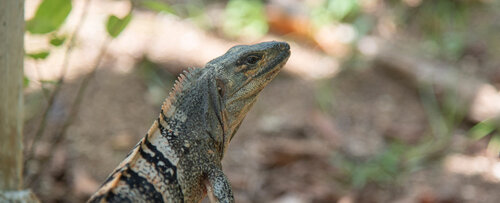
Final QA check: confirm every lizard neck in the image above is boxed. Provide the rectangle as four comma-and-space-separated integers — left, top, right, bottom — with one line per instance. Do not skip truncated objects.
147, 68, 226, 160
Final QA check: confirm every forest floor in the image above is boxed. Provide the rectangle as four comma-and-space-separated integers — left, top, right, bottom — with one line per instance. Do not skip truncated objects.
22, 0, 500, 202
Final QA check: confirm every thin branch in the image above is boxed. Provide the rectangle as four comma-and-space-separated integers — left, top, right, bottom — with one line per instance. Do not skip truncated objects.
32, 61, 50, 100
26, 38, 111, 187
25, 0, 92, 164
25, 0, 136, 187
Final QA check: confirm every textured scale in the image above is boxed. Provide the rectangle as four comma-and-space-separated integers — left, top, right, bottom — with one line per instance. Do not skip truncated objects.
88, 41, 290, 203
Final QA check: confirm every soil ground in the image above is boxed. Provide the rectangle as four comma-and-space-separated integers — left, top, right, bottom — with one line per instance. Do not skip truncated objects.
22, 0, 500, 202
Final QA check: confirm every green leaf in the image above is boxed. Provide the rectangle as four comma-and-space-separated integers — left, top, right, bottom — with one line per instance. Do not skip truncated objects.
223, 0, 268, 38
26, 0, 72, 34
40, 80, 58, 84
142, 0, 175, 14
351, 166, 369, 188
26, 51, 50, 60
49, 35, 67, 46
487, 133, 500, 156
327, 0, 359, 21
106, 13, 133, 38
469, 120, 496, 140
24, 76, 30, 88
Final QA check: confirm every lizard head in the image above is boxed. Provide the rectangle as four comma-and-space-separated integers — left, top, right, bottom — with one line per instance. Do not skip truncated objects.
206, 41, 290, 148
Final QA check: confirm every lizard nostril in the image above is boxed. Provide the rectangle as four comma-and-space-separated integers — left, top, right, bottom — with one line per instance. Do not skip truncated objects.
279, 43, 290, 51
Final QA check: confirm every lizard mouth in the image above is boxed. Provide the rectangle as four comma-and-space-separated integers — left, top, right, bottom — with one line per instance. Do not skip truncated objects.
262, 49, 290, 80
228, 42, 290, 97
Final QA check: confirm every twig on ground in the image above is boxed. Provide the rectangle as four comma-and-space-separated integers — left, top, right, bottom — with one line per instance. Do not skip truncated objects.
359, 37, 500, 123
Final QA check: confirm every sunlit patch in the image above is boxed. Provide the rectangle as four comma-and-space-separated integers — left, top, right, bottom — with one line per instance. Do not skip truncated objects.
444, 154, 500, 182
493, 162, 500, 179
469, 84, 500, 122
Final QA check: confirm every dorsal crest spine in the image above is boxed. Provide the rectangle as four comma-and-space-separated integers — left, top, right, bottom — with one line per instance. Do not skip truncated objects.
160, 67, 204, 114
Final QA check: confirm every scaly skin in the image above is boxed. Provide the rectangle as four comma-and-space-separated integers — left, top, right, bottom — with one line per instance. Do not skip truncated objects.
88, 41, 290, 203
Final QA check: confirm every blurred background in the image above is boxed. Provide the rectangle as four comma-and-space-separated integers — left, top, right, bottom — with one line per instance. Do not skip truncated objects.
22, 0, 500, 202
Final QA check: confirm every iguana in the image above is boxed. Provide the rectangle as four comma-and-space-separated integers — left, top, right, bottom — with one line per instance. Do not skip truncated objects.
88, 41, 290, 203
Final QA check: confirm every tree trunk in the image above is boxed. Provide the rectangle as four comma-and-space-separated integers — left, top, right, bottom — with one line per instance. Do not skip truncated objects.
0, 0, 39, 202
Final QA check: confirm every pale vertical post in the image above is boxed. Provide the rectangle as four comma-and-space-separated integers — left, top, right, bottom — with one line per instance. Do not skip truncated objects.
0, 0, 39, 202
0, 0, 25, 190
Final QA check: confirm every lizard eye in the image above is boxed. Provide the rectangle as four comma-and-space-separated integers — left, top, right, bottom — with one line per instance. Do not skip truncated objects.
245, 55, 261, 65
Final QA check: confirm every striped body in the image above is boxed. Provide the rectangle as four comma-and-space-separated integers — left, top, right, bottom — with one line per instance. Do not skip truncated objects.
88, 41, 290, 203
